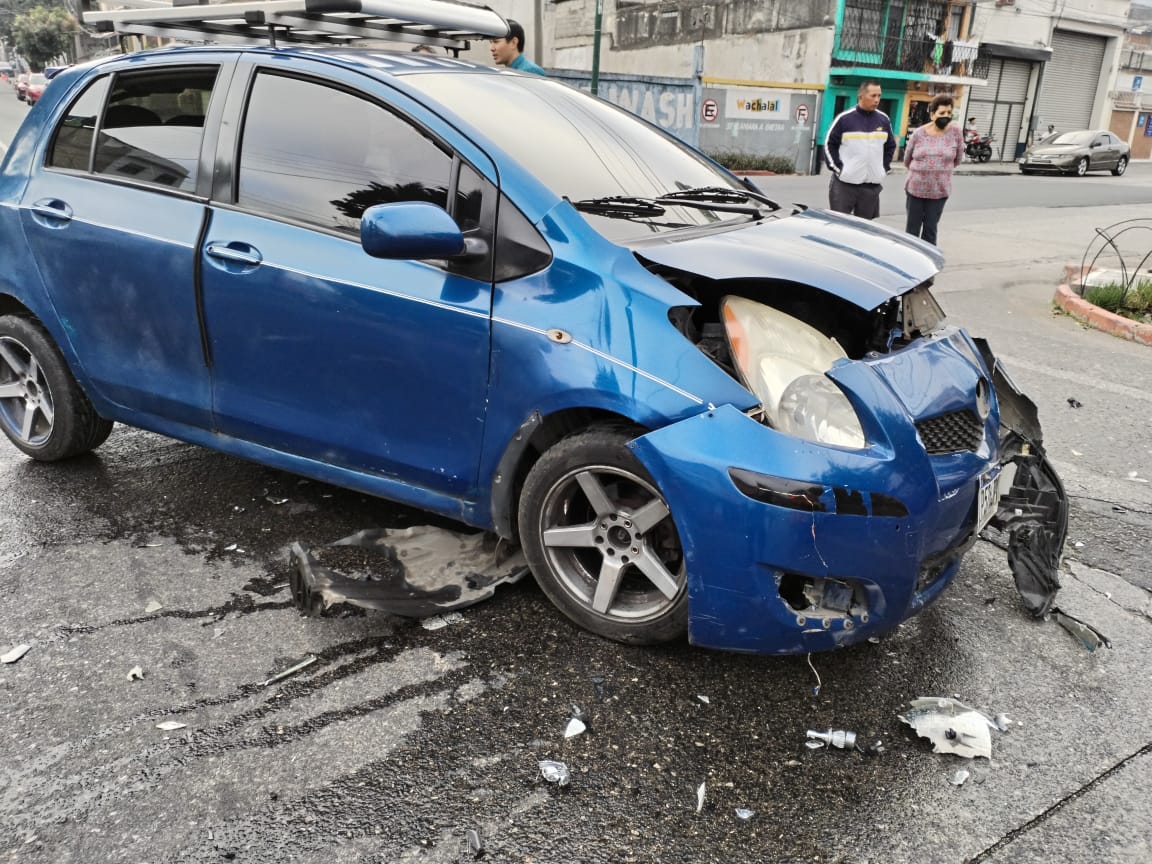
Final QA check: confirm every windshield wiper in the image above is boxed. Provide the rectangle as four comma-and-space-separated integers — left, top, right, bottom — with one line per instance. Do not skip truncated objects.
659, 185, 782, 211
568, 196, 667, 217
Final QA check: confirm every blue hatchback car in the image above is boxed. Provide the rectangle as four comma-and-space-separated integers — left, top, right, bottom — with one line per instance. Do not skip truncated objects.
0, 46, 1067, 654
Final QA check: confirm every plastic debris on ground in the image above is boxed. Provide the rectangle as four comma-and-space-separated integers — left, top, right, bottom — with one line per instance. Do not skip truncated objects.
1, 644, 31, 664
697, 695, 710, 704
805, 740, 825, 750
735, 808, 755, 821
127, 666, 145, 681
156, 720, 187, 731
144, 600, 163, 614
261, 655, 317, 687
421, 612, 466, 631
538, 760, 570, 787
898, 698, 994, 759
993, 714, 1012, 732
1066, 398, 1082, 408
1054, 611, 1112, 651
564, 717, 587, 739
806, 729, 857, 749
290, 526, 529, 618
950, 769, 971, 786
695, 782, 706, 813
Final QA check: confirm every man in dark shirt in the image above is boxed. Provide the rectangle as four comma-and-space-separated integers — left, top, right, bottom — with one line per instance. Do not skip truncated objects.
824, 81, 897, 219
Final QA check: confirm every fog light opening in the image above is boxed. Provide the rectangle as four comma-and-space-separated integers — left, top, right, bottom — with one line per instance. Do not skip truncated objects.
778, 573, 869, 618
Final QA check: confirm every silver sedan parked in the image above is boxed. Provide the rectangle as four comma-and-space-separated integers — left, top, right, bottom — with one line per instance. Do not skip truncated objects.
1018, 130, 1130, 177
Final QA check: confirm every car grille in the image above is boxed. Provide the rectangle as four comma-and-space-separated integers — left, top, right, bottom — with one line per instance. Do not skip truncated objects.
916, 409, 983, 455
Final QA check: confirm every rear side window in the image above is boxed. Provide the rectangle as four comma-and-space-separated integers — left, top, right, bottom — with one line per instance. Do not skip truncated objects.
46, 76, 110, 171
236, 72, 452, 236
91, 66, 219, 192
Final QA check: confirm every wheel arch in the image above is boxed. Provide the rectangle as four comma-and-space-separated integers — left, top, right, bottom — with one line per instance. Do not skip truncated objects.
0, 293, 36, 319
489, 406, 647, 540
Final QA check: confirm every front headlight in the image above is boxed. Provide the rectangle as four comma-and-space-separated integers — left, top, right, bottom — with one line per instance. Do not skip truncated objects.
723, 296, 866, 449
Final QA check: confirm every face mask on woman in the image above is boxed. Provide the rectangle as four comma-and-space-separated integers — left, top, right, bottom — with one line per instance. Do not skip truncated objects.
934, 116, 952, 129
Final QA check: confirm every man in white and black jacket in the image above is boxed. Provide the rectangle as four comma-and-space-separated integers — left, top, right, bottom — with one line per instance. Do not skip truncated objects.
824, 81, 897, 220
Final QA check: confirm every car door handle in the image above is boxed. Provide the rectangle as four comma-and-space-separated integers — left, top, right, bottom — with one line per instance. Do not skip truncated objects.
205, 243, 262, 267
30, 198, 73, 222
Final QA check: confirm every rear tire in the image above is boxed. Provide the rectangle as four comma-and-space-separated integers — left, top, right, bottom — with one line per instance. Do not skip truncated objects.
1112, 157, 1128, 177
518, 427, 688, 645
0, 314, 113, 460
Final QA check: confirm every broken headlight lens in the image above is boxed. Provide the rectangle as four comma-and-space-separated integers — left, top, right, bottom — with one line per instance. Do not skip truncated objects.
722, 296, 866, 449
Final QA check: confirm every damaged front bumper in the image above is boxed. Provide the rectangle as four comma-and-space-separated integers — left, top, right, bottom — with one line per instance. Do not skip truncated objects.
628, 333, 1068, 655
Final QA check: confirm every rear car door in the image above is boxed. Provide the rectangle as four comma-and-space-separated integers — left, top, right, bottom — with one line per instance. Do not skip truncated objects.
18, 60, 233, 427
200, 59, 496, 496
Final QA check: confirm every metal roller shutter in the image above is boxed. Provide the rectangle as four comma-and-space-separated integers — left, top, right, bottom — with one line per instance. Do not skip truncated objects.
967, 58, 1032, 160
1037, 30, 1107, 133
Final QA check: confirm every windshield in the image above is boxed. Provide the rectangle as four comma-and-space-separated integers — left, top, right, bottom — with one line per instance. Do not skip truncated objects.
405, 73, 753, 242
1047, 131, 1093, 146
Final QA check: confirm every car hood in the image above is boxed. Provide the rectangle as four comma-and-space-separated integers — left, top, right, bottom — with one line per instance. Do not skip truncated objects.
632, 208, 943, 311
1028, 143, 1087, 155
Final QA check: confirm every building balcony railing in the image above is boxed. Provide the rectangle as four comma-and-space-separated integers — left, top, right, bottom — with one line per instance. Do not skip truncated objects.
833, 29, 985, 79
1110, 89, 1152, 109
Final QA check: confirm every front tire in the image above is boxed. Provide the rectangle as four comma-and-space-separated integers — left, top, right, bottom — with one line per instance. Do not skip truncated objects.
0, 315, 113, 460
518, 427, 688, 645
1112, 156, 1128, 177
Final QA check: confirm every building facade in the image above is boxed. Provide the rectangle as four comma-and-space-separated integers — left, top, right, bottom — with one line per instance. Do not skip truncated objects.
1107, 30, 1152, 160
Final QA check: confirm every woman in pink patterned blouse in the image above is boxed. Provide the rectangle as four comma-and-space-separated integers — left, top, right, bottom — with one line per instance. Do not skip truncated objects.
902, 94, 966, 246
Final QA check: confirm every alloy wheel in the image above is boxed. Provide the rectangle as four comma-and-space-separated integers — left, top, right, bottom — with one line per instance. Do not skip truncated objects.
538, 465, 685, 622
1076, 157, 1088, 177
0, 336, 55, 448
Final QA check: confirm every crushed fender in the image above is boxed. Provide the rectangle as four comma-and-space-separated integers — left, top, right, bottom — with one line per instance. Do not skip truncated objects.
290, 526, 528, 618
975, 339, 1068, 617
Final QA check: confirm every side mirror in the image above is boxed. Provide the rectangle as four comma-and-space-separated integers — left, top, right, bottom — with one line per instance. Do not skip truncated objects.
360, 202, 465, 260
1090, 141, 1101, 148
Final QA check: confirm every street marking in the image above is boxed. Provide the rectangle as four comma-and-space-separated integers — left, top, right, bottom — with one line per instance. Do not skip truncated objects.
996, 352, 1152, 404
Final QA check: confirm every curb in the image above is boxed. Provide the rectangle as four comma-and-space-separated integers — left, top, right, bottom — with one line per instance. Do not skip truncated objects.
1054, 266, 1152, 347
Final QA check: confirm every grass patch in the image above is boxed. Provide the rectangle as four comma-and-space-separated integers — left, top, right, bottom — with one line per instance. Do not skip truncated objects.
1085, 280, 1152, 322
705, 151, 797, 174
1085, 282, 1128, 313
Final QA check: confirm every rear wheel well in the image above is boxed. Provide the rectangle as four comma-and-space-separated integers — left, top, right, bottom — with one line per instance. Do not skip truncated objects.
494, 407, 646, 540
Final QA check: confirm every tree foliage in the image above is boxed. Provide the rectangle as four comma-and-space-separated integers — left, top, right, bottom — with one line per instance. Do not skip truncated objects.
9, 4, 74, 70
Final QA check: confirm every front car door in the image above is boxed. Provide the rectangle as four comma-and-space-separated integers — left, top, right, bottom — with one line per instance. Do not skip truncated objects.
18, 59, 232, 427
200, 59, 496, 497
1091, 133, 1115, 170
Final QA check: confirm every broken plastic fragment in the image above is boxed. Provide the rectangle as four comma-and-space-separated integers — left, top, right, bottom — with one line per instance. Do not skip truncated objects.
127, 666, 145, 682
898, 698, 993, 759
806, 729, 857, 749
950, 769, 970, 786
290, 527, 528, 618
993, 714, 1011, 732
538, 760, 570, 786
156, 720, 187, 731
695, 781, 706, 813
1, 644, 31, 664
421, 612, 465, 631
804, 740, 825, 750
564, 717, 587, 739
735, 808, 755, 821
1066, 398, 1082, 408
266, 496, 289, 506
697, 694, 710, 704
144, 600, 163, 614
261, 655, 317, 687
1053, 611, 1112, 652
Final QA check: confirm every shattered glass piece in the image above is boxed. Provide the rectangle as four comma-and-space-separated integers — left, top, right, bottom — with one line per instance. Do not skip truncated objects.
466, 828, 484, 858
266, 497, 289, 506
224, 543, 238, 552
697, 695, 710, 704
144, 600, 163, 615
290, 527, 528, 618
156, 720, 187, 731
950, 769, 970, 786
538, 760, 570, 786
696, 781, 706, 813
899, 698, 993, 759
127, 665, 145, 681
1, 644, 31, 664
564, 718, 587, 739
735, 808, 755, 821
261, 655, 317, 687
806, 729, 857, 749
421, 615, 451, 631
1054, 610, 1111, 652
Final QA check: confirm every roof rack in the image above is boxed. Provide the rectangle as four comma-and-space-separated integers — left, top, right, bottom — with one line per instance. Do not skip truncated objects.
83, 0, 510, 52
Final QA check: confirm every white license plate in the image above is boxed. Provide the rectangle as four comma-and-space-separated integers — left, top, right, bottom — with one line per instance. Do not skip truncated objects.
976, 468, 1001, 531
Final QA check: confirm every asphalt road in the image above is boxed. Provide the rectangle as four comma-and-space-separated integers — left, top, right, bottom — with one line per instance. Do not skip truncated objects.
3, 86, 1152, 864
